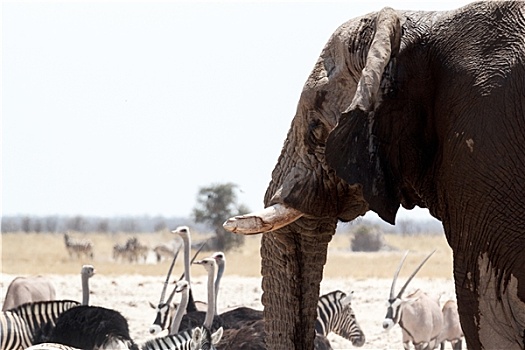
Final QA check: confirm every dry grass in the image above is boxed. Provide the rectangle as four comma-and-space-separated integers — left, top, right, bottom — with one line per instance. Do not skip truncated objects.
1, 230, 453, 279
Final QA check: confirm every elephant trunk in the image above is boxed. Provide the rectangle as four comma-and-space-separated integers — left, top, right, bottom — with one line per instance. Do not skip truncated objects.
260, 218, 336, 349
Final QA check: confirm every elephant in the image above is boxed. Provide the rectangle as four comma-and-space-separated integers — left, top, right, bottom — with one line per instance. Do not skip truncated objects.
223, 1, 525, 349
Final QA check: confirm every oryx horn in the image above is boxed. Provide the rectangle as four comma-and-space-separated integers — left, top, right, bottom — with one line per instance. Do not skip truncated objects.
392, 250, 436, 299
389, 250, 409, 299
159, 244, 182, 304
165, 280, 188, 305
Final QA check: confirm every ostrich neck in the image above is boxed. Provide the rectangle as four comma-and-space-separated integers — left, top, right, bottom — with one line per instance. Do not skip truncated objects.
81, 274, 90, 305
181, 234, 191, 284
204, 266, 216, 329
214, 262, 224, 316
170, 290, 189, 335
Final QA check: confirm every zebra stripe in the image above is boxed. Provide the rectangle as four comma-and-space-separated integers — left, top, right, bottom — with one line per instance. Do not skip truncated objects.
1, 312, 33, 349
64, 234, 93, 259
24, 343, 81, 350
315, 290, 366, 347
1, 300, 80, 350
141, 326, 221, 350
141, 330, 193, 350
12, 300, 80, 335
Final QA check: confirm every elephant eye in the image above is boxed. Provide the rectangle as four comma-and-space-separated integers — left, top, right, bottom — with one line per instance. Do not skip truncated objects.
306, 117, 329, 152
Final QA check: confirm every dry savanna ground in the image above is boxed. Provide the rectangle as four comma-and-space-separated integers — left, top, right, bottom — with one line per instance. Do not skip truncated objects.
1, 230, 462, 349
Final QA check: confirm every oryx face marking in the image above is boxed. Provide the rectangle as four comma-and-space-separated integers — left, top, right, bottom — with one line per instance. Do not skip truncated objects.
149, 303, 171, 334
383, 298, 402, 330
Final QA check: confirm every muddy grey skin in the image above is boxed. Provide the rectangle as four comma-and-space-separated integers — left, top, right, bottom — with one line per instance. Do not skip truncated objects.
224, 2, 525, 349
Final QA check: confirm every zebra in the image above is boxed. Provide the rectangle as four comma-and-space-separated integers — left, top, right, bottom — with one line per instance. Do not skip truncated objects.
315, 290, 366, 347
24, 344, 81, 350
125, 237, 149, 263
140, 326, 223, 350
113, 238, 149, 263
1, 300, 80, 350
63, 233, 93, 259
113, 243, 130, 261
1, 311, 31, 350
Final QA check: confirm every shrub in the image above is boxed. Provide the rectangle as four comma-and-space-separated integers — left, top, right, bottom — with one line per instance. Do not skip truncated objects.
351, 225, 385, 252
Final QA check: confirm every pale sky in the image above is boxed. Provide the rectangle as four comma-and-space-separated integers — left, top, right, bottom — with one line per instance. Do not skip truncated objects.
2, 1, 471, 222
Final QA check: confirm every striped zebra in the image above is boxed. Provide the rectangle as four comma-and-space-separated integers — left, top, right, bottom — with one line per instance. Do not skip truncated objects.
64, 233, 93, 259
113, 243, 130, 261
315, 290, 366, 347
140, 326, 223, 350
1, 311, 31, 350
1, 300, 80, 350
24, 344, 81, 350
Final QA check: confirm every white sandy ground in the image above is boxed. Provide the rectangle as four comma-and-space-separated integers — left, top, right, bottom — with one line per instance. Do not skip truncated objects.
1, 273, 463, 350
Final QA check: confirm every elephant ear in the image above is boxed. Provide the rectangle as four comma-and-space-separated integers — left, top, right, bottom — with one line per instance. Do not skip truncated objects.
326, 7, 401, 225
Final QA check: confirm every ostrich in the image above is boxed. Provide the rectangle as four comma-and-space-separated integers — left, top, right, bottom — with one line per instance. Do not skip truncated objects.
79, 264, 95, 305
43, 305, 138, 350
171, 226, 199, 313
2, 275, 56, 311
148, 238, 209, 336
215, 319, 333, 350
178, 254, 225, 332
141, 259, 223, 350
35, 265, 138, 350
169, 281, 191, 334
177, 252, 263, 332
209, 252, 263, 330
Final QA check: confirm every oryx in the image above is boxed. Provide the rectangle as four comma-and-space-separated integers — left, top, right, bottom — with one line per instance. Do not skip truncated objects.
438, 300, 463, 350
383, 250, 443, 350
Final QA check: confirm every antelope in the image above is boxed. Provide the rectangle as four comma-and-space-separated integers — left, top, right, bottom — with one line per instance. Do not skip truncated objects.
383, 250, 443, 350
438, 300, 463, 350
2, 275, 56, 311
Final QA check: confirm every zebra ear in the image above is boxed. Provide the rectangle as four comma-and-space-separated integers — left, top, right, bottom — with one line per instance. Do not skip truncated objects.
192, 327, 203, 344
212, 327, 224, 344
341, 291, 354, 306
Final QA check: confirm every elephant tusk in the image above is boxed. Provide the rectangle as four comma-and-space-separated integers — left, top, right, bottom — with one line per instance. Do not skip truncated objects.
222, 203, 304, 235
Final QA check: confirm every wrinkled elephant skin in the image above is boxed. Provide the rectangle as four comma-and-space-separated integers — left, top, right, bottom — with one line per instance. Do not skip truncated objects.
224, 2, 525, 349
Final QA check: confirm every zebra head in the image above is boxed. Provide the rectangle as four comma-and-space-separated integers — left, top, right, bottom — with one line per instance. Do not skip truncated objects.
190, 326, 223, 350
316, 290, 365, 347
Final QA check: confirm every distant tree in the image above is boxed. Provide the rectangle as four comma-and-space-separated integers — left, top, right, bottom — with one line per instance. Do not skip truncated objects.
45, 216, 59, 232
21, 216, 31, 233
67, 215, 87, 232
350, 225, 385, 252
1, 217, 19, 233
96, 219, 110, 233
192, 183, 249, 252
154, 219, 167, 232
120, 217, 138, 232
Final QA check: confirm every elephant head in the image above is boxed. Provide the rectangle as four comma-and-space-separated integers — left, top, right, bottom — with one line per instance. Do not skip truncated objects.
225, 2, 525, 349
